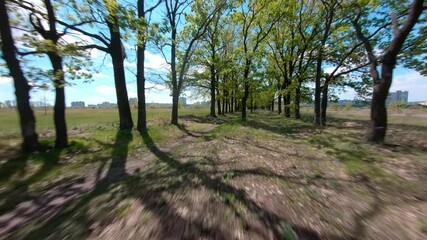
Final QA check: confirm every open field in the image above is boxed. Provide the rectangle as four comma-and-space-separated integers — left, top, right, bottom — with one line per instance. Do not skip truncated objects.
0, 108, 426, 239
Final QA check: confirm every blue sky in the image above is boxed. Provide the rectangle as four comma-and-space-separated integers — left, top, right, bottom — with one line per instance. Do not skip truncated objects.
1, 57, 426, 106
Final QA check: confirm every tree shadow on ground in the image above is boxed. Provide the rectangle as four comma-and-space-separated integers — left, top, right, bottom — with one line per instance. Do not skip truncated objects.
0, 130, 133, 239
0, 145, 62, 216
139, 132, 322, 239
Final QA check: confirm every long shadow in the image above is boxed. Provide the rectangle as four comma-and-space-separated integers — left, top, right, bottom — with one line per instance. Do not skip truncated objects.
96, 130, 132, 182
140, 132, 321, 239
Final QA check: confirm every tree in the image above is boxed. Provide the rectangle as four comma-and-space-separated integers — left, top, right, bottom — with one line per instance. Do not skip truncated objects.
28, 0, 69, 147
159, 0, 225, 124
351, 0, 425, 142
233, 0, 283, 122
0, 0, 39, 151
135, 0, 161, 133
47, 0, 134, 130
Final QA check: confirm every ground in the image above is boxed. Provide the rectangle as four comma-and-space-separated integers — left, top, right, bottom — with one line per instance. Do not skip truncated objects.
0, 107, 426, 239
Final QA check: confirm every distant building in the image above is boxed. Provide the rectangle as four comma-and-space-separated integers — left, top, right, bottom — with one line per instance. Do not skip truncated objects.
87, 104, 97, 108
387, 90, 408, 104
71, 101, 85, 107
97, 102, 116, 108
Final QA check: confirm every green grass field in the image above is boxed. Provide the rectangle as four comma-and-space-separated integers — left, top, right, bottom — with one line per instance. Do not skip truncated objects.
0, 107, 209, 137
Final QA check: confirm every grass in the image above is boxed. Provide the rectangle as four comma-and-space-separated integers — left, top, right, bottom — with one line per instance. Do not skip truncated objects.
0, 107, 209, 137
0, 107, 426, 239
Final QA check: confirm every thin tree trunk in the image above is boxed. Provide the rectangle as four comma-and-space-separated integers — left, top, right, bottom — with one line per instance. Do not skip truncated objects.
210, 65, 216, 117
0, 0, 39, 151
242, 60, 251, 121
321, 83, 329, 126
137, 0, 147, 133
250, 94, 254, 113
108, 19, 133, 129
170, 24, 179, 125
285, 92, 291, 118
271, 99, 274, 112
48, 54, 68, 147
294, 82, 301, 119
222, 98, 226, 115
278, 93, 282, 114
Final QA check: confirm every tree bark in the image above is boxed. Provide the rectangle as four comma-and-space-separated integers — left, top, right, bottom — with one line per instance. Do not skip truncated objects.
209, 64, 216, 117
294, 82, 301, 119
108, 21, 134, 129
136, 0, 147, 133
0, 0, 39, 152
48, 54, 68, 147
321, 83, 329, 126
278, 93, 282, 114
241, 63, 250, 121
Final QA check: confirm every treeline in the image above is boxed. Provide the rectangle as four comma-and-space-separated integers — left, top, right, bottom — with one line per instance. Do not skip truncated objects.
0, 0, 425, 152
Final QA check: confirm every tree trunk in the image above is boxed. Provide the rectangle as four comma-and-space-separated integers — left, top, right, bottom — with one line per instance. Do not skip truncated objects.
137, 0, 147, 133
271, 99, 274, 112
321, 83, 329, 126
368, 55, 394, 142
278, 93, 282, 114
210, 65, 216, 117
0, 0, 39, 152
230, 91, 234, 113
284, 92, 291, 118
294, 82, 301, 119
314, 58, 322, 125
369, 81, 389, 142
250, 94, 254, 113
222, 98, 226, 115
108, 21, 133, 129
48, 54, 68, 148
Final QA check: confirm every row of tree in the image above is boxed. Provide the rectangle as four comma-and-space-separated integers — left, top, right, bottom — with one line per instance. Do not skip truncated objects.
0, 0, 425, 152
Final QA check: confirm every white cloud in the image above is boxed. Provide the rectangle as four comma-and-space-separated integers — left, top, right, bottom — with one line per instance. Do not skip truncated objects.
0, 76, 12, 85
95, 85, 116, 95
145, 51, 169, 71
391, 70, 427, 101
146, 90, 171, 103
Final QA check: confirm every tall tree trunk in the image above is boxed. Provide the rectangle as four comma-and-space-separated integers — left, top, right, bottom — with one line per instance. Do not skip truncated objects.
0, 0, 39, 152
284, 92, 291, 118
136, 0, 147, 133
48, 54, 68, 147
108, 21, 133, 129
294, 82, 301, 119
230, 90, 234, 113
222, 97, 226, 115
241, 59, 251, 121
321, 83, 329, 126
314, 51, 322, 125
278, 93, 282, 114
250, 94, 254, 113
209, 65, 216, 117
271, 99, 275, 112
217, 94, 221, 115
170, 25, 179, 125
